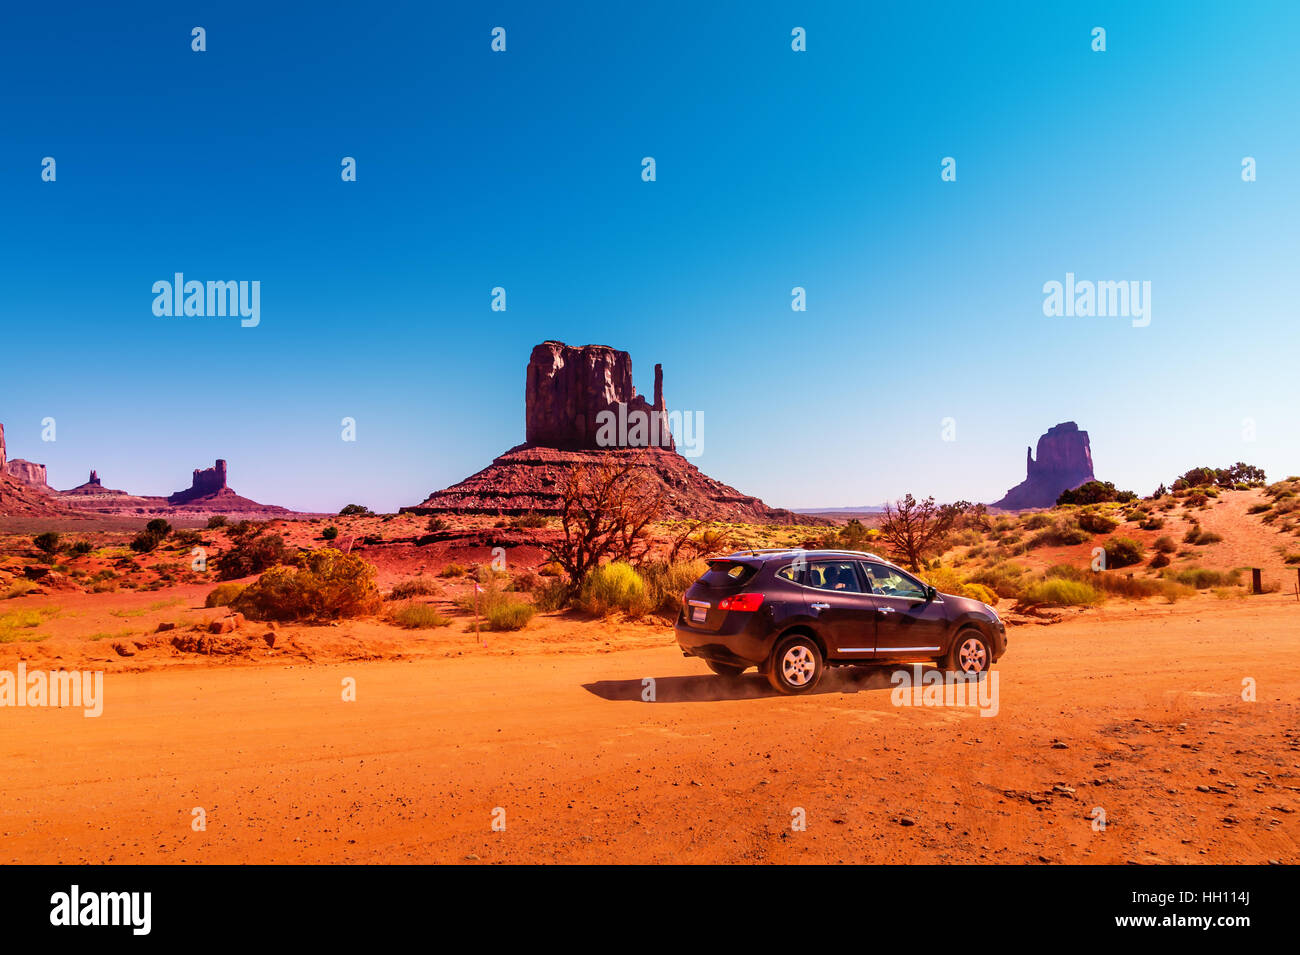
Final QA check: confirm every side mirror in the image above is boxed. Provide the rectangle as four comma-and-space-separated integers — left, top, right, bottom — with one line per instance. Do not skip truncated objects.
926, 586, 938, 601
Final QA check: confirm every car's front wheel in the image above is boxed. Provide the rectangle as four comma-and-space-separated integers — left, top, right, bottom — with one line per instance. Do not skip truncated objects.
766, 633, 824, 694
944, 629, 991, 675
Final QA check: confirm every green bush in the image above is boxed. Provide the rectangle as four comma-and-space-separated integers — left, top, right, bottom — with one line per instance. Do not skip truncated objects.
204, 582, 248, 608
1153, 536, 1177, 554
580, 562, 649, 617
1160, 566, 1241, 589
1103, 536, 1144, 568
1029, 519, 1091, 548
511, 513, 548, 528
965, 561, 1028, 599
214, 533, 290, 580
207, 515, 228, 529
232, 548, 382, 622
1019, 578, 1104, 607
1021, 513, 1053, 530
1078, 511, 1119, 534
391, 603, 452, 628
485, 599, 535, 631
321, 525, 339, 541
533, 577, 570, 612
638, 559, 709, 615
33, 532, 61, 558
389, 576, 440, 599
338, 504, 373, 516
70, 540, 94, 555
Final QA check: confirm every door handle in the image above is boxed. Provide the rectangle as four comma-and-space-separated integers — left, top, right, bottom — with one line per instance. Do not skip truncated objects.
810, 602, 830, 611
877, 607, 895, 615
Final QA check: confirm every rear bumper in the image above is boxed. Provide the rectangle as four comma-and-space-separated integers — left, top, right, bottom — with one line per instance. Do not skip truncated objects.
674, 610, 774, 667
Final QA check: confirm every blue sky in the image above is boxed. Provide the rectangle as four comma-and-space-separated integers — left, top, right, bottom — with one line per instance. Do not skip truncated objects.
2, 1, 1297, 512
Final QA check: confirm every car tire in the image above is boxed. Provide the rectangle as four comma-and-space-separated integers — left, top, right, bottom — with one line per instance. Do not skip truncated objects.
766, 633, 824, 695
944, 628, 992, 675
706, 661, 746, 678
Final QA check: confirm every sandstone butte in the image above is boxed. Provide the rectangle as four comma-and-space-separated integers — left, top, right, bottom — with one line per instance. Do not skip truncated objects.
992, 421, 1096, 510
404, 341, 821, 524
0, 421, 293, 519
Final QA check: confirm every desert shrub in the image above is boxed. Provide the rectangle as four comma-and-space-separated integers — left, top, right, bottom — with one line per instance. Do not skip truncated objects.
130, 529, 166, 552
145, 518, 172, 537
207, 515, 228, 529
1160, 566, 1241, 589
1185, 492, 1209, 508
70, 540, 94, 555
322, 525, 339, 541
171, 530, 203, 549
33, 532, 60, 558
338, 504, 373, 516
1153, 536, 1177, 554
1248, 503, 1272, 514
1021, 513, 1053, 530
2, 580, 38, 599
639, 559, 709, 615
389, 576, 441, 599
1056, 481, 1136, 506
965, 561, 1028, 599
509, 569, 540, 593
1213, 586, 1246, 600
204, 582, 247, 608
390, 603, 452, 629
1194, 529, 1222, 544
232, 548, 382, 621
485, 598, 535, 631
214, 532, 290, 580
1103, 536, 1144, 568
511, 513, 548, 529
438, 563, 466, 578
533, 577, 570, 611
425, 516, 448, 532
1140, 515, 1165, 531
1019, 578, 1103, 607
1283, 552, 1300, 565
580, 561, 649, 617
538, 561, 564, 577
1029, 519, 1091, 548
1078, 511, 1118, 534
918, 565, 997, 605
1149, 552, 1171, 569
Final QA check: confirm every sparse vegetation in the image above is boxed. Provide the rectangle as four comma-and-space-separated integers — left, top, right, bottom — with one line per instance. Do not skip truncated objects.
34, 532, 61, 558
390, 603, 452, 629
321, 525, 339, 541
1102, 536, 1144, 568
1018, 578, 1103, 607
580, 561, 649, 617
1077, 511, 1118, 534
214, 532, 290, 581
389, 577, 440, 599
207, 515, 228, 529
2, 579, 39, 599
232, 548, 382, 622
438, 563, 467, 578
204, 582, 248, 608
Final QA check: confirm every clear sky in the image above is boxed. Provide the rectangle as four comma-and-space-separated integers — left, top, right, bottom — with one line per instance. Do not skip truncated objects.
2, 1, 1297, 513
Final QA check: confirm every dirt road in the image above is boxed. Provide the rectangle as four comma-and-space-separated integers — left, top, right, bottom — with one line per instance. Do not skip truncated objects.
3, 596, 1298, 864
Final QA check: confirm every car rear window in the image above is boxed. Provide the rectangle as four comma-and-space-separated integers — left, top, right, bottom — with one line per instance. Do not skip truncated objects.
700, 561, 758, 588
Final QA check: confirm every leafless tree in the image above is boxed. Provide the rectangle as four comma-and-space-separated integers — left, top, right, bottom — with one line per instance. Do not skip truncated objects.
547, 455, 666, 593
876, 494, 970, 571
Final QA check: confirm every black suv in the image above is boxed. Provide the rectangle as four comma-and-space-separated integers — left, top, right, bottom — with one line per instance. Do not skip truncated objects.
674, 549, 1007, 694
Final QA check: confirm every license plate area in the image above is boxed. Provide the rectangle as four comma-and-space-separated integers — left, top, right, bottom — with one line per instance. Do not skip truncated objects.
689, 600, 709, 623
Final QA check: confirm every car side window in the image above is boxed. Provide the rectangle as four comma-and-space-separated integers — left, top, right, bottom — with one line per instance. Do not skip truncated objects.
862, 562, 927, 600
807, 560, 864, 593
775, 564, 803, 584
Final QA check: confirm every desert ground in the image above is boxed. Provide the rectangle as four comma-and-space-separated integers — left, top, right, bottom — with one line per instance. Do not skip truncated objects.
2, 481, 1299, 863
1, 594, 1297, 864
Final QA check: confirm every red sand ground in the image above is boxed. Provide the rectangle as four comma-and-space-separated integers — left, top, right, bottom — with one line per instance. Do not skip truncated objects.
2, 594, 1297, 864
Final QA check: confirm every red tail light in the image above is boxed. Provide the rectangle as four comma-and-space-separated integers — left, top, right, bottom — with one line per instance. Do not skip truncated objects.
718, 593, 764, 613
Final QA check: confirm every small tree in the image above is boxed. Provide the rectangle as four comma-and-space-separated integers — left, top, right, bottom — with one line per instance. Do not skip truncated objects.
876, 495, 969, 571
547, 456, 666, 595
34, 532, 61, 559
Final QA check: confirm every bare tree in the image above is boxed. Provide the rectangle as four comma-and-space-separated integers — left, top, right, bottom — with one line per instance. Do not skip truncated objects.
876, 494, 970, 571
665, 522, 732, 564
547, 455, 666, 593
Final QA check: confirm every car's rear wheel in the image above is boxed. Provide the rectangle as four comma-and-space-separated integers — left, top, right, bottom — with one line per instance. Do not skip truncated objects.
706, 661, 746, 678
944, 629, 991, 675
766, 633, 824, 694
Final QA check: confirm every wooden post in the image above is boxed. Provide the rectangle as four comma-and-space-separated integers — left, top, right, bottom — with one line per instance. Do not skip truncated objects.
1251, 568, 1262, 594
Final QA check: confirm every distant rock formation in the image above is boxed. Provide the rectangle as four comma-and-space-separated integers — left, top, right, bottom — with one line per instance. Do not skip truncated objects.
5, 460, 48, 488
169, 459, 229, 505
0, 421, 5, 472
525, 341, 674, 451
406, 341, 820, 523
993, 422, 1096, 510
